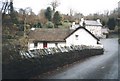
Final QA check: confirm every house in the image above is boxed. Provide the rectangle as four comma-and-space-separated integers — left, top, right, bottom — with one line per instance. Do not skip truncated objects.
28, 28, 73, 50
65, 27, 100, 46
71, 18, 103, 38
28, 27, 101, 50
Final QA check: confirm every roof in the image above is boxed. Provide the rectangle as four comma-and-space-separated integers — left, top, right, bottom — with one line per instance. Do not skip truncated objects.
84, 20, 102, 26
28, 28, 74, 42
28, 27, 99, 42
102, 28, 109, 33
65, 27, 100, 41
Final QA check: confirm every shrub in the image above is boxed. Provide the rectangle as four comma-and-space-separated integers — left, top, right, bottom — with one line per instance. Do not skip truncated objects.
45, 21, 54, 28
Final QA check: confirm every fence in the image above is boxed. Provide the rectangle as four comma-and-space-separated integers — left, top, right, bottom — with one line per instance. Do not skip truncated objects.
2, 45, 104, 79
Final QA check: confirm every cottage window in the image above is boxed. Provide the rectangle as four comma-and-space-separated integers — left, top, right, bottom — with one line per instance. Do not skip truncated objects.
75, 35, 79, 40
34, 42, 38, 47
55, 43, 58, 47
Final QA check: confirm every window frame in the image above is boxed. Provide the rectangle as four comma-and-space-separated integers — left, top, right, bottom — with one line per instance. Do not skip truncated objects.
75, 35, 79, 40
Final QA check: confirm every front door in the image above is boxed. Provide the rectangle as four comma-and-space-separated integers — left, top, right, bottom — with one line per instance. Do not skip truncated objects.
43, 42, 47, 48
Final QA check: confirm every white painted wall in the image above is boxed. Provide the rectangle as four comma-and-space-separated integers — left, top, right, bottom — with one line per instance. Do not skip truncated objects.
48, 42, 66, 48
57, 42, 66, 47
28, 42, 43, 50
70, 24, 102, 38
66, 28, 98, 46
28, 42, 66, 50
38, 43, 43, 49
85, 26, 102, 38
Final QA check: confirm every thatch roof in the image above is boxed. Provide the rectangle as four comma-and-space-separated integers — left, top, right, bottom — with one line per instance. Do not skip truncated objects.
28, 28, 74, 42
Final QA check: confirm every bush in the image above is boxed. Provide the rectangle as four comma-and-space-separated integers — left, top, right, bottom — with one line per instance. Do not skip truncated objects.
45, 21, 54, 28
33, 22, 43, 28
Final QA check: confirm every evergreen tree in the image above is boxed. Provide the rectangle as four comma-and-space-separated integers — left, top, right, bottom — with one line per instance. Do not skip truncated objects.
107, 18, 116, 30
33, 22, 42, 28
46, 21, 54, 28
53, 11, 61, 28
102, 21, 106, 26
45, 7, 52, 21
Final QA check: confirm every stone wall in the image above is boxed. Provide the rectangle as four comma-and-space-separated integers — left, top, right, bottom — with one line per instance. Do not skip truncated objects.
2, 45, 104, 79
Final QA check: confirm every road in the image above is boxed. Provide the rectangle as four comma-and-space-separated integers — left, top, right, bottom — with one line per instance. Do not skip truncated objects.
35, 38, 119, 79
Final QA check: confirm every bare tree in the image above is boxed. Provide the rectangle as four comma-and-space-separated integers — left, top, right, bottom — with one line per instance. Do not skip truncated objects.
38, 9, 47, 24
24, 7, 32, 15
104, 10, 109, 17
50, 0, 60, 12
70, 8, 73, 16
74, 12, 83, 20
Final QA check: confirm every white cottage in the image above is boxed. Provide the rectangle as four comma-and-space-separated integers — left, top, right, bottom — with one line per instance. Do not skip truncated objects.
28, 27, 101, 50
66, 27, 100, 46
28, 28, 73, 50
71, 18, 103, 38
82, 19, 102, 38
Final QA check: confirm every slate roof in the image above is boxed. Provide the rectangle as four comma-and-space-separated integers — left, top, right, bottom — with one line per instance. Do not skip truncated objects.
28, 28, 74, 42
84, 20, 102, 26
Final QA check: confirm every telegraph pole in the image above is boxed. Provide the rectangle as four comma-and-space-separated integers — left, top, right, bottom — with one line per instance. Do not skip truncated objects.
9, 0, 13, 14
24, 16, 26, 37
23, 9, 27, 37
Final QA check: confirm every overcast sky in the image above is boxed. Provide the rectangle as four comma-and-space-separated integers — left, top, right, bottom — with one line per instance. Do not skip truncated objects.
1, 0, 120, 16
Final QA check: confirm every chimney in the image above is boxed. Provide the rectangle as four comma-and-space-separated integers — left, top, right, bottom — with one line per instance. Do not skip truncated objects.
79, 17, 84, 26
81, 17, 84, 22
97, 19, 100, 23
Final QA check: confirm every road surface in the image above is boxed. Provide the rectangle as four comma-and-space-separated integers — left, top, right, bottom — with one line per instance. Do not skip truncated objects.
35, 38, 119, 79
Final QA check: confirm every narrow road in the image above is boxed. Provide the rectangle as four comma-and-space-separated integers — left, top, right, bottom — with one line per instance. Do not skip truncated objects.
36, 38, 118, 79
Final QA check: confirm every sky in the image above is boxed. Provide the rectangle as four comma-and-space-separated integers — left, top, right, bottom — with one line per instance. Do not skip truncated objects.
0, 0, 120, 16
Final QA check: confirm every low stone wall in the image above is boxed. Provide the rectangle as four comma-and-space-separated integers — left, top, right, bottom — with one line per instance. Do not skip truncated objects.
2, 46, 104, 79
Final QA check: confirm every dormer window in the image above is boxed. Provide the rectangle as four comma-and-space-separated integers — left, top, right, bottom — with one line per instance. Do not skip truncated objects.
75, 35, 79, 40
